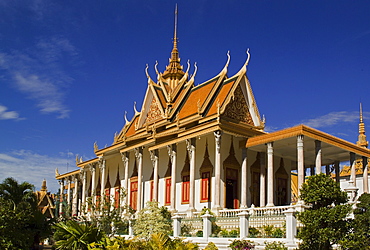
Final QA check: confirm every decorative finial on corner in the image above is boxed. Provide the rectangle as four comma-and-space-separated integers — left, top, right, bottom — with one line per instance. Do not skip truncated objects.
75, 155, 79, 165
55, 168, 60, 177
134, 101, 140, 115
185, 59, 190, 74
189, 62, 198, 82
94, 141, 98, 152
123, 111, 129, 125
246, 48, 251, 66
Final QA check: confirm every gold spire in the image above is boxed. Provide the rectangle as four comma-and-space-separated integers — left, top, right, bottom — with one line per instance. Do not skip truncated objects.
162, 4, 185, 88
357, 103, 368, 148
41, 179, 47, 192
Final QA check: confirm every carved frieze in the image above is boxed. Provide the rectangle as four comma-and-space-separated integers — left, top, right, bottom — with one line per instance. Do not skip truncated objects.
145, 98, 162, 124
223, 85, 253, 125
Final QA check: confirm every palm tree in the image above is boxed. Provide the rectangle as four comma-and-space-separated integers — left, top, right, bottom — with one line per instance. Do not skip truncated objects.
53, 220, 105, 250
0, 177, 36, 207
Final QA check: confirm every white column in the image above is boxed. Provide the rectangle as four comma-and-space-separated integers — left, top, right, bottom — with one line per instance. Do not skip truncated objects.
58, 179, 64, 216
81, 169, 87, 213
99, 158, 106, 199
72, 176, 78, 216
168, 144, 177, 212
90, 164, 96, 204
266, 142, 274, 207
284, 208, 297, 246
213, 131, 222, 212
150, 150, 159, 201
350, 152, 356, 187
67, 178, 71, 206
121, 152, 129, 205
135, 147, 143, 212
260, 152, 266, 207
315, 140, 322, 174
186, 138, 196, 214
238, 210, 250, 238
363, 157, 369, 193
240, 148, 248, 209
172, 214, 181, 237
334, 161, 340, 183
201, 211, 213, 239
297, 135, 305, 199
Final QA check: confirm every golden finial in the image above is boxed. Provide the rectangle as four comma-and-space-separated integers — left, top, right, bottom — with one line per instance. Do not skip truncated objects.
174, 4, 178, 50
41, 179, 47, 192
357, 103, 368, 148
162, 4, 185, 87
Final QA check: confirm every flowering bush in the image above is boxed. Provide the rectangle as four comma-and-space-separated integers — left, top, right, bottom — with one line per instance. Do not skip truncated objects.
228, 239, 255, 249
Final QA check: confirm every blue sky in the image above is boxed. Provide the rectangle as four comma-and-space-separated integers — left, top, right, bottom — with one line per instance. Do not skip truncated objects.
0, 1, 369, 193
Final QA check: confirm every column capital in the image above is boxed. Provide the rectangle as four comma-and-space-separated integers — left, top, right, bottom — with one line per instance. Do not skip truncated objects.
121, 151, 129, 164
98, 157, 106, 171
186, 138, 195, 156
89, 163, 96, 173
150, 149, 158, 166
134, 147, 143, 159
297, 135, 304, 144
167, 144, 177, 161
214, 130, 222, 153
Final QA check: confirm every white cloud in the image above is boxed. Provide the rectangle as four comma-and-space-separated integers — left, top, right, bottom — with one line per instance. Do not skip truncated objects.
0, 37, 77, 119
300, 111, 362, 128
0, 150, 78, 193
0, 104, 23, 120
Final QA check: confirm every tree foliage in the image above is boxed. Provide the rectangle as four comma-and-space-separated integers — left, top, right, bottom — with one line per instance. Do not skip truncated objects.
133, 201, 172, 239
53, 220, 105, 250
0, 177, 52, 250
340, 193, 370, 250
297, 173, 351, 250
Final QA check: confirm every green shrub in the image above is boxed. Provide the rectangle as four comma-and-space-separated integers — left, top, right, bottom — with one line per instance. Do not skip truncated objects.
204, 241, 218, 250
264, 241, 288, 250
229, 229, 239, 237
196, 230, 203, 237
228, 239, 254, 250
248, 227, 260, 237
181, 222, 193, 236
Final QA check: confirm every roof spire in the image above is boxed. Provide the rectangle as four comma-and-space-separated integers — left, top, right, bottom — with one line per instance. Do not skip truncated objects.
174, 4, 178, 50
357, 102, 368, 148
162, 4, 185, 89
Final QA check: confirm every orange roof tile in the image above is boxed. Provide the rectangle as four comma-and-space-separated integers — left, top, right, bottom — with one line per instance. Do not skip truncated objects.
178, 79, 217, 119
207, 79, 235, 116
126, 115, 139, 137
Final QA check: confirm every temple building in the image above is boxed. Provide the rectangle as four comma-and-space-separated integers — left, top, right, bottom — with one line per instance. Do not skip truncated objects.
35, 179, 55, 219
55, 11, 370, 218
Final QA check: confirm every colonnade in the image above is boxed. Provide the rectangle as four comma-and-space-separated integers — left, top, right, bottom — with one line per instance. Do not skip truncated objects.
57, 134, 369, 217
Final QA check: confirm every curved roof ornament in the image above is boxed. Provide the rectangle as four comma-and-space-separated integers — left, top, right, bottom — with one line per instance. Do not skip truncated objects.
154, 61, 159, 75
124, 111, 129, 126
219, 50, 230, 76
185, 59, 190, 74
145, 64, 154, 84
178, 59, 190, 85
133, 101, 140, 116
234, 48, 251, 77
189, 62, 198, 84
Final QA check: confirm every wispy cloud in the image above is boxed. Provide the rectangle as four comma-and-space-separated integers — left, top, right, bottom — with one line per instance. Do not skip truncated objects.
0, 104, 23, 120
301, 111, 362, 128
0, 36, 77, 119
0, 150, 78, 193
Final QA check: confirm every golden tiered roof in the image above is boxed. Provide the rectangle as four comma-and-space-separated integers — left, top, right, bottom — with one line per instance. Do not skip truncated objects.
75, 7, 266, 161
